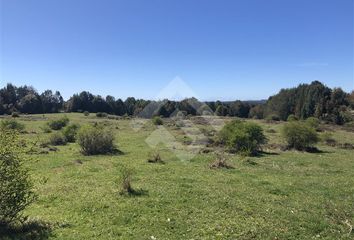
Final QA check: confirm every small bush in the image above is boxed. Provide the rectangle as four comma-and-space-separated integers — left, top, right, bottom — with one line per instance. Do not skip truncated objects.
96, 112, 107, 118
40, 125, 52, 133
147, 151, 164, 163
118, 166, 134, 194
62, 124, 80, 142
0, 120, 25, 131
266, 114, 280, 122
321, 132, 336, 146
182, 136, 193, 145
0, 130, 35, 224
219, 120, 267, 156
11, 112, 20, 118
287, 114, 297, 122
47, 116, 69, 130
306, 117, 320, 130
209, 153, 233, 169
83, 111, 90, 116
77, 125, 116, 155
282, 121, 319, 150
343, 121, 354, 132
152, 116, 163, 125
338, 143, 354, 150
339, 110, 353, 123
48, 132, 67, 146
175, 120, 185, 128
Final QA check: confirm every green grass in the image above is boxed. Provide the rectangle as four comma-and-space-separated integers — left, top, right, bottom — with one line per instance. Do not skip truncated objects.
1, 113, 354, 239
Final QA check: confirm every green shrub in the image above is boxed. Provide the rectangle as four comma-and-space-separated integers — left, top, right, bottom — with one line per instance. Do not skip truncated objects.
0, 130, 35, 224
305, 117, 320, 130
83, 111, 90, 116
266, 114, 280, 122
48, 132, 67, 146
0, 119, 25, 131
47, 116, 69, 130
77, 125, 116, 155
152, 116, 163, 125
287, 114, 297, 122
40, 125, 52, 133
11, 112, 20, 118
96, 112, 108, 118
219, 120, 267, 156
282, 121, 319, 150
62, 124, 80, 142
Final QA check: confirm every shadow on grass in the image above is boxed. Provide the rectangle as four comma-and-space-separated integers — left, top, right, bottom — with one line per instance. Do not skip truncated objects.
119, 188, 149, 197
111, 148, 125, 155
258, 151, 280, 156
0, 219, 52, 240
303, 147, 333, 154
249, 151, 280, 158
262, 147, 333, 155
81, 148, 125, 156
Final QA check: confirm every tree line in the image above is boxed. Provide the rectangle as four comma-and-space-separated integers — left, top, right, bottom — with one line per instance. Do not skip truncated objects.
1, 81, 353, 124
263, 81, 353, 124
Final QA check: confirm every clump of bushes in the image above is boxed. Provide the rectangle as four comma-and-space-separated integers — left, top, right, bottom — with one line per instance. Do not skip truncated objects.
96, 112, 107, 118
219, 120, 267, 156
77, 125, 116, 155
11, 112, 20, 118
48, 132, 67, 146
0, 119, 25, 131
83, 111, 90, 116
62, 124, 80, 142
152, 116, 163, 125
282, 121, 319, 150
0, 129, 35, 225
47, 116, 69, 130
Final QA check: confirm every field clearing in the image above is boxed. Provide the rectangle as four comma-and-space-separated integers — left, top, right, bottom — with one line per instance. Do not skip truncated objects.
1, 113, 354, 240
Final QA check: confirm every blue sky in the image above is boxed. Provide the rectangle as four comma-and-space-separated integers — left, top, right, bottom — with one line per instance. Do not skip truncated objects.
0, 0, 353, 100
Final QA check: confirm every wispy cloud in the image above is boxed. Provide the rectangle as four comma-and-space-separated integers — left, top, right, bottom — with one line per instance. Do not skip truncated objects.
295, 62, 329, 67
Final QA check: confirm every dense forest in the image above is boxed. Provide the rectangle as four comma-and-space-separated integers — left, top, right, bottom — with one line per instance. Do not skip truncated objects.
0, 81, 353, 124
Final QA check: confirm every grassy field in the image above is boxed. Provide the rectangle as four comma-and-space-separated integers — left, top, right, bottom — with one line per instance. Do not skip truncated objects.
1, 113, 354, 240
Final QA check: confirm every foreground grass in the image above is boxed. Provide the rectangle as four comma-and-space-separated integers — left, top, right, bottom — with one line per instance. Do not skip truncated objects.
1, 113, 353, 239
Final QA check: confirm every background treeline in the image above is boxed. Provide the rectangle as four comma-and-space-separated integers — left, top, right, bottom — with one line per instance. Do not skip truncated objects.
0, 84, 63, 114
263, 81, 353, 124
1, 81, 353, 124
